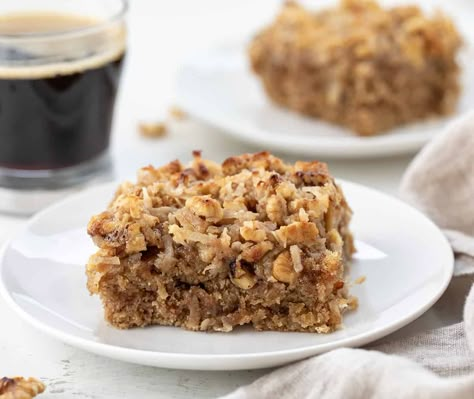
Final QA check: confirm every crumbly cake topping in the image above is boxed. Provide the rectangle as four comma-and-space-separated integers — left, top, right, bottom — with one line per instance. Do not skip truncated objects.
250, 0, 460, 70
88, 151, 352, 282
0, 377, 45, 399
87, 151, 355, 332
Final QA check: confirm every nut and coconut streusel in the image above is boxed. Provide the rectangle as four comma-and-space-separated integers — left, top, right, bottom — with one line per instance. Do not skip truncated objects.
86, 152, 356, 332
0, 377, 45, 399
249, 0, 461, 136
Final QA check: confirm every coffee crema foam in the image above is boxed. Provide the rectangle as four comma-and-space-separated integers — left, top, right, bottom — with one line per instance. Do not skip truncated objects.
0, 12, 126, 79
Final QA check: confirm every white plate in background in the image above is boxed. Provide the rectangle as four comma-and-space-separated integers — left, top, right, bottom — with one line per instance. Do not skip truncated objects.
176, 43, 474, 158
0, 180, 453, 370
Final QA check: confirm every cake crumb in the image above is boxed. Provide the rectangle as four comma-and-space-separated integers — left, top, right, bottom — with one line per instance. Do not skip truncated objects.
138, 122, 167, 138
168, 106, 187, 120
354, 276, 366, 284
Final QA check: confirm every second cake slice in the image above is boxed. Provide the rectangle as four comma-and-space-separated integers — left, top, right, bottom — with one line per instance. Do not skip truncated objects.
249, 0, 461, 136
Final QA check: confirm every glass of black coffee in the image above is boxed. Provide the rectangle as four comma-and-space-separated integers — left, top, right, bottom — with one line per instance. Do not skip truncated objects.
0, 0, 127, 214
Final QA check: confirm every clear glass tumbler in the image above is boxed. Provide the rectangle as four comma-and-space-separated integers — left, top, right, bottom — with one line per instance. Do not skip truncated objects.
0, 0, 127, 214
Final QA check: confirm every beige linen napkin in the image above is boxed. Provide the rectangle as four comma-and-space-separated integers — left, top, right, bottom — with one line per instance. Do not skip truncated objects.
222, 112, 474, 399
400, 112, 474, 276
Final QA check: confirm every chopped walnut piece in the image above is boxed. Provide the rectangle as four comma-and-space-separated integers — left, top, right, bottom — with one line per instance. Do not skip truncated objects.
273, 221, 319, 247
0, 377, 45, 399
266, 195, 287, 225
138, 122, 167, 138
289, 198, 328, 219
240, 221, 267, 242
272, 251, 297, 283
186, 196, 223, 221
298, 208, 309, 222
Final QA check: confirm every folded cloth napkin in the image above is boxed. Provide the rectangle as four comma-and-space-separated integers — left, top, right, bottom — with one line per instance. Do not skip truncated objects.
400, 112, 474, 276
222, 112, 474, 399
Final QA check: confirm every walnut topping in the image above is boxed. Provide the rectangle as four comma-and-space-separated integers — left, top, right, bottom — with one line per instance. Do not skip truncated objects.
298, 208, 309, 222
240, 221, 267, 242
289, 198, 327, 219
185, 196, 223, 221
0, 377, 45, 399
272, 251, 297, 283
275, 181, 297, 199
266, 194, 287, 225
273, 221, 319, 247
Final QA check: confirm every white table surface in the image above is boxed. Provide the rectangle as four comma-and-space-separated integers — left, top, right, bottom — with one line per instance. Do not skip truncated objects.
0, 1, 470, 397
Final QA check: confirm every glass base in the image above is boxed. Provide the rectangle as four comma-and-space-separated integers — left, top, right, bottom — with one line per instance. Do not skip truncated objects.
0, 153, 113, 215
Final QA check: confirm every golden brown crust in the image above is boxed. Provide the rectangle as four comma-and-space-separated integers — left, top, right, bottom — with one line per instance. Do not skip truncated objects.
86, 152, 355, 332
249, 0, 461, 136
0, 377, 45, 399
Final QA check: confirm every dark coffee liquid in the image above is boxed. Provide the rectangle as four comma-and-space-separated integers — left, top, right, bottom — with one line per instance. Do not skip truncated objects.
0, 13, 125, 170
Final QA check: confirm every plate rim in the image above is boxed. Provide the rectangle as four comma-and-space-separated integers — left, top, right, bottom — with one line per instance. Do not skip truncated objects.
175, 88, 434, 158
174, 41, 472, 158
0, 180, 454, 370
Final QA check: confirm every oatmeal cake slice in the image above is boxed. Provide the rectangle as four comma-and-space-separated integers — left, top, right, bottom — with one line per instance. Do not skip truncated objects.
86, 152, 356, 332
249, 0, 461, 136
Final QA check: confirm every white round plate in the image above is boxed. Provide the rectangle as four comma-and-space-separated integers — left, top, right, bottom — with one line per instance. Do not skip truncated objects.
175, 43, 474, 158
0, 181, 453, 370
